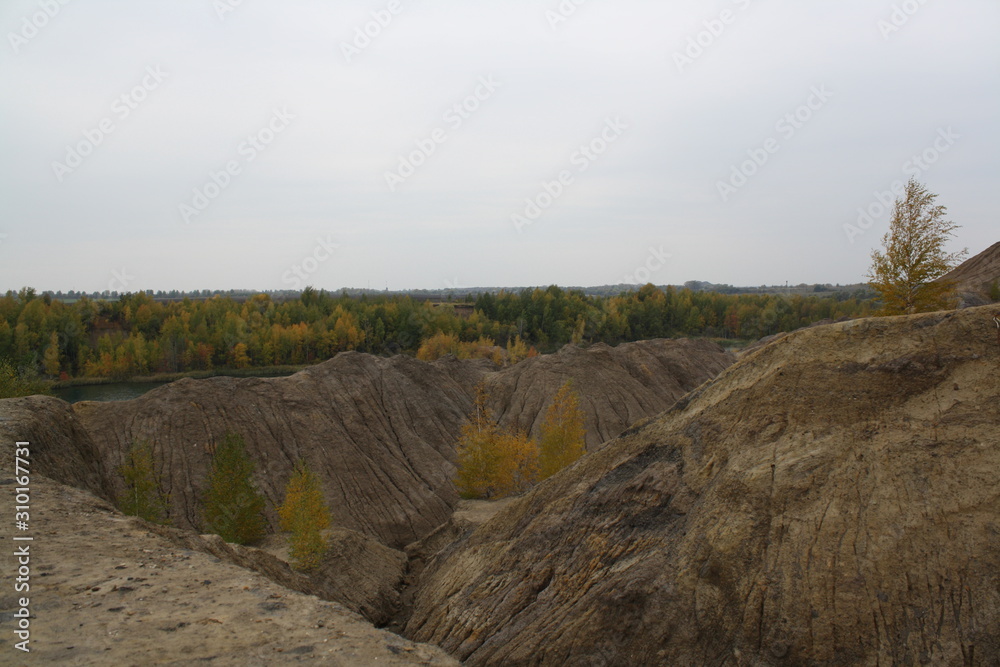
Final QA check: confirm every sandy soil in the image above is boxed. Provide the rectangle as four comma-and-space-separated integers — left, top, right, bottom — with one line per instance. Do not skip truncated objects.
0, 475, 457, 666
452, 498, 517, 527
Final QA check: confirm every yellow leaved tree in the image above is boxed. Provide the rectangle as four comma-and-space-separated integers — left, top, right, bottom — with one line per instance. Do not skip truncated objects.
867, 178, 967, 315
537, 381, 587, 481
278, 460, 331, 571
455, 383, 537, 499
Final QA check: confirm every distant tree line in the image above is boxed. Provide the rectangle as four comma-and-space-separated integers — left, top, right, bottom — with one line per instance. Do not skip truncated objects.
0, 284, 875, 381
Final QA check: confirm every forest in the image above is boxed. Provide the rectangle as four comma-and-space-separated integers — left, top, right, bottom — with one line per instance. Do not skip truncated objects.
0, 284, 874, 381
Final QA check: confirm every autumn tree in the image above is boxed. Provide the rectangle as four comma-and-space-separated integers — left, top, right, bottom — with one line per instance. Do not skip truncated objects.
505, 335, 537, 365
867, 179, 967, 315
417, 331, 461, 361
417, 332, 499, 362
229, 342, 251, 369
537, 380, 587, 481
278, 460, 331, 571
0, 359, 51, 398
455, 383, 537, 499
43, 331, 61, 376
201, 432, 267, 545
492, 430, 538, 496
117, 440, 170, 524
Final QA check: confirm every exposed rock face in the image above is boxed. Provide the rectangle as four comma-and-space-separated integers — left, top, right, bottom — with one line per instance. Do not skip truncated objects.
57, 340, 731, 549
487, 338, 734, 450
405, 306, 1000, 665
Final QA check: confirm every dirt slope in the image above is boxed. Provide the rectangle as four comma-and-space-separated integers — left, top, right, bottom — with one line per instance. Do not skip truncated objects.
0, 474, 457, 666
148, 525, 408, 627
487, 338, 733, 451
938, 240, 1000, 297
404, 306, 1000, 665
0, 395, 113, 502
72, 352, 472, 549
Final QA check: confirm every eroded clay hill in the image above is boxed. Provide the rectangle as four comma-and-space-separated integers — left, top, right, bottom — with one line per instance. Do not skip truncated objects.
57, 339, 730, 549
939, 240, 1000, 298
72, 352, 472, 549
404, 306, 1000, 665
486, 338, 733, 451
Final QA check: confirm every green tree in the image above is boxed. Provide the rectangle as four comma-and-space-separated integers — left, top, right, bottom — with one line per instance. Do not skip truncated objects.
278, 460, 331, 571
537, 381, 587, 481
201, 432, 267, 544
43, 331, 61, 376
117, 440, 170, 524
0, 359, 51, 398
867, 179, 967, 315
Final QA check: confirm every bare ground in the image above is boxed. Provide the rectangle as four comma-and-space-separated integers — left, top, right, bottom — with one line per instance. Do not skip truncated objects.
0, 474, 457, 666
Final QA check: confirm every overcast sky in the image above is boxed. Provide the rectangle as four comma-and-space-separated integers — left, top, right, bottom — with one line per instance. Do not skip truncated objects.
1, 0, 997, 293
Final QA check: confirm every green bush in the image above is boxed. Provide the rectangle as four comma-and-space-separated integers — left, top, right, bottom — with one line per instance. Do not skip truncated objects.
0, 359, 52, 399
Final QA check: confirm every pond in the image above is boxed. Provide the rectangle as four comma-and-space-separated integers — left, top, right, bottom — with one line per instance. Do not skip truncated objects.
53, 381, 172, 404
52, 369, 302, 403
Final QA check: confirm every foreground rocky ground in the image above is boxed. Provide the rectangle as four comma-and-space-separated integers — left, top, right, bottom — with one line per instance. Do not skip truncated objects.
0, 475, 456, 666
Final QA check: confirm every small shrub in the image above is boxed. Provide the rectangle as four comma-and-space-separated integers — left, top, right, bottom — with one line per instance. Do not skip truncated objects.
0, 359, 52, 399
